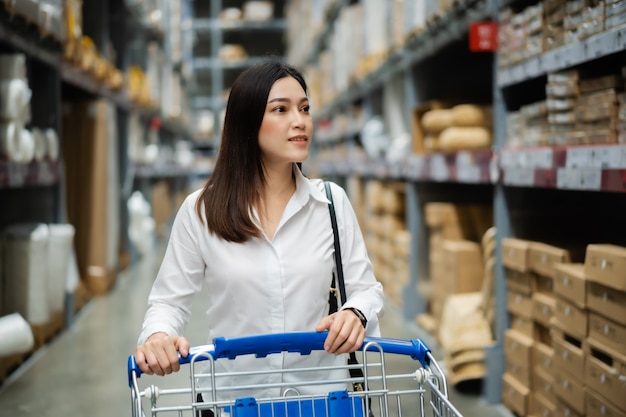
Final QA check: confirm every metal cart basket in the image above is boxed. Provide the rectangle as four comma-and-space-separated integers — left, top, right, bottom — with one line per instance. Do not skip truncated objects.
128, 332, 463, 417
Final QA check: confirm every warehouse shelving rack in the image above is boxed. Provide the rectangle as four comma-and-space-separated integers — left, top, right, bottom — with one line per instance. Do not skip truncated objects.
189, 0, 287, 146
295, 0, 626, 406
0, 0, 196, 345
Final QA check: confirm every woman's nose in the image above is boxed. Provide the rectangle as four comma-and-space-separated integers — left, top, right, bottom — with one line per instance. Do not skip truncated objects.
291, 109, 304, 127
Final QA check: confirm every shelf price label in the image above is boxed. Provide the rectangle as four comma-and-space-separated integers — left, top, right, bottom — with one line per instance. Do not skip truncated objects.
430, 154, 449, 181
8, 161, 27, 187
469, 22, 498, 52
503, 167, 534, 186
404, 155, 426, 180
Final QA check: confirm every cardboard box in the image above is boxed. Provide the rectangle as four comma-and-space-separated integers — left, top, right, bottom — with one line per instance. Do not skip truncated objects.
502, 238, 532, 272
554, 369, 586, 415
584, 244, 626, 291
505, 329, 534, 374
502, 372, 530, 416
508, 290, 533, 319
506, 268, 534, 295
553, 263, 586, 308
532, 292, 556, 328
588, 312, 626, 357
534, 273, 554, 294
585, 340, 626, 412
441, 240, 484, 293
510, 313, 536, 339
533, 366, 556, 403
531, 391, 557, 417
587, 281, 626, 326
534, 341, 555, 377
555, 399, 584, 417
552, 297, 588, 339
552, 329, 586, 381
586, 389, 626, 417
529, 242, 572, 278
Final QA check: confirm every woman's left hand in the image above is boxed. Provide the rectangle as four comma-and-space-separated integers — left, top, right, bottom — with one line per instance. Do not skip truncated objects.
315, 309, 366, 354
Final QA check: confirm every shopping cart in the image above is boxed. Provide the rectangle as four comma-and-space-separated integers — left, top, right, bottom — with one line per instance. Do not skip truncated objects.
127, 332, 463, 417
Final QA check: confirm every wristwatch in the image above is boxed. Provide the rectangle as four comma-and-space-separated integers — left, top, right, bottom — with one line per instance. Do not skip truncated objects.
346, 308, 367, 328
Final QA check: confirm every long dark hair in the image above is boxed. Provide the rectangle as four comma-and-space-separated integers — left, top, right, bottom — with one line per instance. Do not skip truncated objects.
195, 59, 308, 242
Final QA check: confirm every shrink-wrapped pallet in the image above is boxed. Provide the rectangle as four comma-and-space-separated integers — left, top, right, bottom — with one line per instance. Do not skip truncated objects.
47, 224, 75, 315
3, 224, 50, 325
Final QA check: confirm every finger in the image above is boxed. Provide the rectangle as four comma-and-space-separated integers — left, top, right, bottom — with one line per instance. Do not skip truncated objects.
337, 327, 365, 354
315, 315, 334, 332
166, 342, 181, 373
176, 337, 191, 358
135, 350, 154, 375
145, 350, 165, 376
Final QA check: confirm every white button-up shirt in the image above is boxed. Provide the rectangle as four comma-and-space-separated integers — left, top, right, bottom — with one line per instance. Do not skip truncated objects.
139, 166, 384, 401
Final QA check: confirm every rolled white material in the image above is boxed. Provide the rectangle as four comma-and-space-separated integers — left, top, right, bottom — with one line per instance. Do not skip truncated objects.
0, 78, 31, 121
0, 313, 34, 356
32, 127, 47, 162
47, 224, 75, 314
18, 128, 35, 163
4, 223, 50, 325
0, 54, 27, 80
44, 128, 59, 161
0, 121, 20, 159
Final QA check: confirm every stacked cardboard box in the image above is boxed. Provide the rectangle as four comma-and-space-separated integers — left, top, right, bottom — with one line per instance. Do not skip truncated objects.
361, 181, 408, 305
502, 238, 578, 417
546, 70, 580, 145
606, 0, 626, 31
423, 203, 492, 325
583, 244, 626, 416
502, 240, 626, 417
543, 0, 566, 51
576, 74, 623, 145
62, 100, 119, 296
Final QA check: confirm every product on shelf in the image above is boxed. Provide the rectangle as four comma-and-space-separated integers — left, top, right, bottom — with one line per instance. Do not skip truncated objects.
413, 102, 493, 153
0, 312, 34, 358
242, 1, 273, 21
218, 44, 248, 62
2, 224, 50, 326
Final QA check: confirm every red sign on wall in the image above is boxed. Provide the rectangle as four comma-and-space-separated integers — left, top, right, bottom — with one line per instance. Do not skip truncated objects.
469, 21, 498, 52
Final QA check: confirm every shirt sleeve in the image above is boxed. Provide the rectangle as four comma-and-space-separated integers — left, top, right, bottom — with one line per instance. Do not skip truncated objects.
329, 182, 385, 336
137, 192, 206, 344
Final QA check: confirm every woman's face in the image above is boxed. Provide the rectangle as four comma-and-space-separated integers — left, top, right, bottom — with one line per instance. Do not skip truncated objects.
258, 76, 312, 167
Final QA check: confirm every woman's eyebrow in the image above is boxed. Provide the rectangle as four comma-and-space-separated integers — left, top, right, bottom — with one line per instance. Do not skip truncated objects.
267, 97, 309, 104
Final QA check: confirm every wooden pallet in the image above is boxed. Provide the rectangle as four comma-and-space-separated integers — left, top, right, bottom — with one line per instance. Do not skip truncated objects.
30, 310, 65, 350
0, 351, 28, 386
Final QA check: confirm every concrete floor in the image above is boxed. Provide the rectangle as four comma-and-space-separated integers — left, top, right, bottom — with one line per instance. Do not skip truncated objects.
0, 248, 511, 417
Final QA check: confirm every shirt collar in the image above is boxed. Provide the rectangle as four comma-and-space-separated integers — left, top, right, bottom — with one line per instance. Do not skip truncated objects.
293, 163, 330, 206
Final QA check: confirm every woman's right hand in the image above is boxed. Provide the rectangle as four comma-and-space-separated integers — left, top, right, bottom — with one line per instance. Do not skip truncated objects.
134, 332, 190, 376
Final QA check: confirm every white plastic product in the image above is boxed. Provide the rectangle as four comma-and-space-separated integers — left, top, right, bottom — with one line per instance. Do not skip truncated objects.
32, 127, 47, 162
0, 121, 20, 159
243, 1, 273, 21
0, 78, 31, 121
0, 237, 4, 314
18, 128, 35, 163
47, 224, 75, 315
3, 223, 50, 325
44, 128, 59, 161
0, 313, 34, 356
128, 191, 156, 258
0, 54, 27, 80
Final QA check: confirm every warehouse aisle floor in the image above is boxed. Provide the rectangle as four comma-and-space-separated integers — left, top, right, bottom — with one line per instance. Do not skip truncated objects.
0, 246, 510, 417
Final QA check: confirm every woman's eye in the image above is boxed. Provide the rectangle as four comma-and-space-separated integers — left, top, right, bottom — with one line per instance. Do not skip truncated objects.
301, 105, 310, 113
272, 106, 286, 112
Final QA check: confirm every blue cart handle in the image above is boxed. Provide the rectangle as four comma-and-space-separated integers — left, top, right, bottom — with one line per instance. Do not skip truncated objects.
128, 332, 430, 386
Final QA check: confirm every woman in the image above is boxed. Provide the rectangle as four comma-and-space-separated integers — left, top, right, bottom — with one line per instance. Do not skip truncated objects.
134, 59, 384, 406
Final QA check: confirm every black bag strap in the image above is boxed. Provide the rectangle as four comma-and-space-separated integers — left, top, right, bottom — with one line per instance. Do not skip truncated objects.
324, 182, 365, 384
